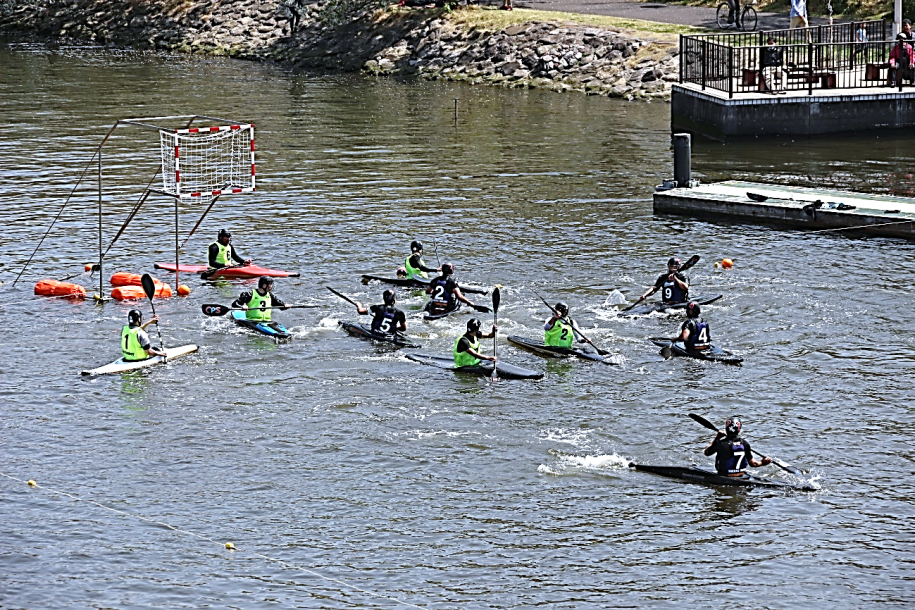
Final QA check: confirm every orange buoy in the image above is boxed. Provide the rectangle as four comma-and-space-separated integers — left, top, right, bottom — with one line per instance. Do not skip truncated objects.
110, 283, 173, 301
110, 272, 168, 288
84, 263, 92, 272
34, 280, 86, 299
721, 258, 734, 269
177, 284, 191, 296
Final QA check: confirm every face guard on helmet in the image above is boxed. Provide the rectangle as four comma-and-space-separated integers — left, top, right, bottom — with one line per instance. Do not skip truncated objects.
725, 418, 742, 438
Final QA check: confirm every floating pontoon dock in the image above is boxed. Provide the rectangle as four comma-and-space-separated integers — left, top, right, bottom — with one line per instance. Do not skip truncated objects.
653, 181, 915, 240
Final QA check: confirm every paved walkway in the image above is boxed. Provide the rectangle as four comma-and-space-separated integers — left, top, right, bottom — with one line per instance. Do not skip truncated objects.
514, 0, 833, 31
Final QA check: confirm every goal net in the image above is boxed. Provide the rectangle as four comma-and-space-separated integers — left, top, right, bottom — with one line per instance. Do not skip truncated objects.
159, 124, 255, 198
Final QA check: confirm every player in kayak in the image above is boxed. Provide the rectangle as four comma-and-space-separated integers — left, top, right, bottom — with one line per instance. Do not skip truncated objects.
425, 263, 480, 315
454, 318, 498, 367
208, 229, 251, 271
704, 417, 772, 476
232, 276, 288, 324
675, 301, 711, 353
356, 289, 407, 336
121, 309, 165, 362
543, 302, 590, 349
404, 241, 440, 280
638, 257, 690, 305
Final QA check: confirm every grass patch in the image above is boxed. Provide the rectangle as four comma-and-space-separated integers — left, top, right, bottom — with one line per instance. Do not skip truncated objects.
438, 6, 709, 41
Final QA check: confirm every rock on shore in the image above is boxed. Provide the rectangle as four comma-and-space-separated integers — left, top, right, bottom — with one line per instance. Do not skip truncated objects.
0, 1, 678, 100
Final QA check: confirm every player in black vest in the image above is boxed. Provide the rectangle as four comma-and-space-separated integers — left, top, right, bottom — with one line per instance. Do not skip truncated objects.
704, 418, 772, 476
357, 289, 407, 335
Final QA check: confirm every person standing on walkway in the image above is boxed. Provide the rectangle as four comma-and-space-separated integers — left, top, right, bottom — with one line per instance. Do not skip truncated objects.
761, 37, 787, 94
789, 0, 808, 29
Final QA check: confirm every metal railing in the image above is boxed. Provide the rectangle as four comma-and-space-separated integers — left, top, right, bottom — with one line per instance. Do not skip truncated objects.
679, 20, 913, 97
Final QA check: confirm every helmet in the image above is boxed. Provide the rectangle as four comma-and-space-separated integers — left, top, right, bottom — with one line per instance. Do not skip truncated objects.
218, 229, 231, 239
467, 318, 482, 333
441, 262, 454, 275
667, 257, 681, 268
258, 276, 274, 290
127, 309, 143, 326
555, 302, 569, 315
411, 240, 424, 253
725, 417, 742, 438
686, 301, 700, 318
382, 289, 396, 305
396, 266, 408, 278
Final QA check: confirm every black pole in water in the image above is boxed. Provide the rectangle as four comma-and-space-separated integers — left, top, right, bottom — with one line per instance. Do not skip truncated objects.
673, 133, 691, 188
97, 145, 104, 299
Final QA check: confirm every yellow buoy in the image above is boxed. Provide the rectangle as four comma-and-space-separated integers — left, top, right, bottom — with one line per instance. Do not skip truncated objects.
27, 480, 36, 487
714, 262, 720, 268
177, 284, 191, 296
225, 542, 235, 550
721, 258, 734, 269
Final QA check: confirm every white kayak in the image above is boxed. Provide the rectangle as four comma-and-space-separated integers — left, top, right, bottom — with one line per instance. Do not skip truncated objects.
81, 344, 198, 376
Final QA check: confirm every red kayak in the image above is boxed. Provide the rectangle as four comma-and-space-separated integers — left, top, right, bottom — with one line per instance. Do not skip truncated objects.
153, 262, 300, 279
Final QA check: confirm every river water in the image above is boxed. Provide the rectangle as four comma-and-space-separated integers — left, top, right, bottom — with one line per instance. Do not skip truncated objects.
1, 41, 913, 609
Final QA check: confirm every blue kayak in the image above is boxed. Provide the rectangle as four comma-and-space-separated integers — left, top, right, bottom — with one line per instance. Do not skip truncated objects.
231, 310, 291, 341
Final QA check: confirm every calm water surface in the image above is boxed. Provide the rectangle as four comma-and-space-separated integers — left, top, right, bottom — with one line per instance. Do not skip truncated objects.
1, 41, 913, 609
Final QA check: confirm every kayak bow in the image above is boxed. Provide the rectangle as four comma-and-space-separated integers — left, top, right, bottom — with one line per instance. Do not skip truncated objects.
629, 463, 816, 491
405, 353, 543, 380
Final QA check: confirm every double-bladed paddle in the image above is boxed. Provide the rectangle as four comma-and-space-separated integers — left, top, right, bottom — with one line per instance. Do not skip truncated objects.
202, 303, 320, 316
491, 287, 501, 382
688, 412, 803, 475
140, 273, 165, 353
622, 254, 701, 312
533, 290, 610, 356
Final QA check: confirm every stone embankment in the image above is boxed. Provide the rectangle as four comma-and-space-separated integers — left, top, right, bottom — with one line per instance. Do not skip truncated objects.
0, 1, 679, 100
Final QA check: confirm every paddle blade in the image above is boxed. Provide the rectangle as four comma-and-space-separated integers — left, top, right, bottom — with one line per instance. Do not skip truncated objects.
473, 304, 492, 313
660, 346, 673, 360
201, 303, 230, 317
141, 273, 156, 300
492, 287, 501, 315
689, 413, 720, 433
679, 255, 701, 273
770, 456, 802, 475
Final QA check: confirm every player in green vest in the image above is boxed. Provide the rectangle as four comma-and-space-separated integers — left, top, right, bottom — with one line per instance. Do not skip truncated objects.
453, 318, 498, 367
232, 276, 288, 323
121, 310, 165, 362
208, 229, 251, 271
544, 302, 582, 348
404, 241, 440, 280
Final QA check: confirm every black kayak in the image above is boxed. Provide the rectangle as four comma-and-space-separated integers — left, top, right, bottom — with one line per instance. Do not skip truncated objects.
423, 302, 462, 321
361, 274, 489, 295
629, 463, 816, 491
339, 321, 421, 348
507, 335, 608, 363
650, 338, 743, 364
405, 353, 544, 380
231, 310, 291, 341
620, 294, 723, 317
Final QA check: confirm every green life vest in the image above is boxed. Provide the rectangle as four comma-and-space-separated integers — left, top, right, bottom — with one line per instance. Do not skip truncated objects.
453, 334, 481, 367
246, 290, 272, 321
211, 241, 233, 266
404, 254, 428, 279
544, 318, 574, 348
121, 325, 149, 361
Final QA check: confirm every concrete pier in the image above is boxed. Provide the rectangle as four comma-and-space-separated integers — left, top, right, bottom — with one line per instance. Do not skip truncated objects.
672, 83, 915, 139
653, 181, 915, 240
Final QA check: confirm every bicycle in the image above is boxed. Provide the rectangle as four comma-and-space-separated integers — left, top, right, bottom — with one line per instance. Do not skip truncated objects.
716, 0, 758, 31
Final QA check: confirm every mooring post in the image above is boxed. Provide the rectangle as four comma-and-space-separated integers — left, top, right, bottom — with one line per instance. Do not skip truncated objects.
673, 133, 691, 188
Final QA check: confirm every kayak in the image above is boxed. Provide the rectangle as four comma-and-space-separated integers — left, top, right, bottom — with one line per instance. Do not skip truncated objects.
231, 310, 291, 341
423, 302, 462, 321
619, 294, 723, 317
154, 262, 300, 279
81, 344, 198, 376
507, 335, 607, 363
361, 274, 489, 296
650, 338, 743, 364
629, 463, 816, 491
405, 353, 544, 380
339, 321, 421, 348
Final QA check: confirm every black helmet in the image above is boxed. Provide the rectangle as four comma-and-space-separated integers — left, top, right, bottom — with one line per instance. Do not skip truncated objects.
686, 301, 700, 318
725, 417, 742, 438
218, 229, 231, 239
258, 276, 274, 290
128, 309, 143, 326
668, 257, 681, 268
555, 302, 569, 315
441, 262, 454, 275
382, 289, 396, 305
411, 240, 424, 253
467, 318, 481, 333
